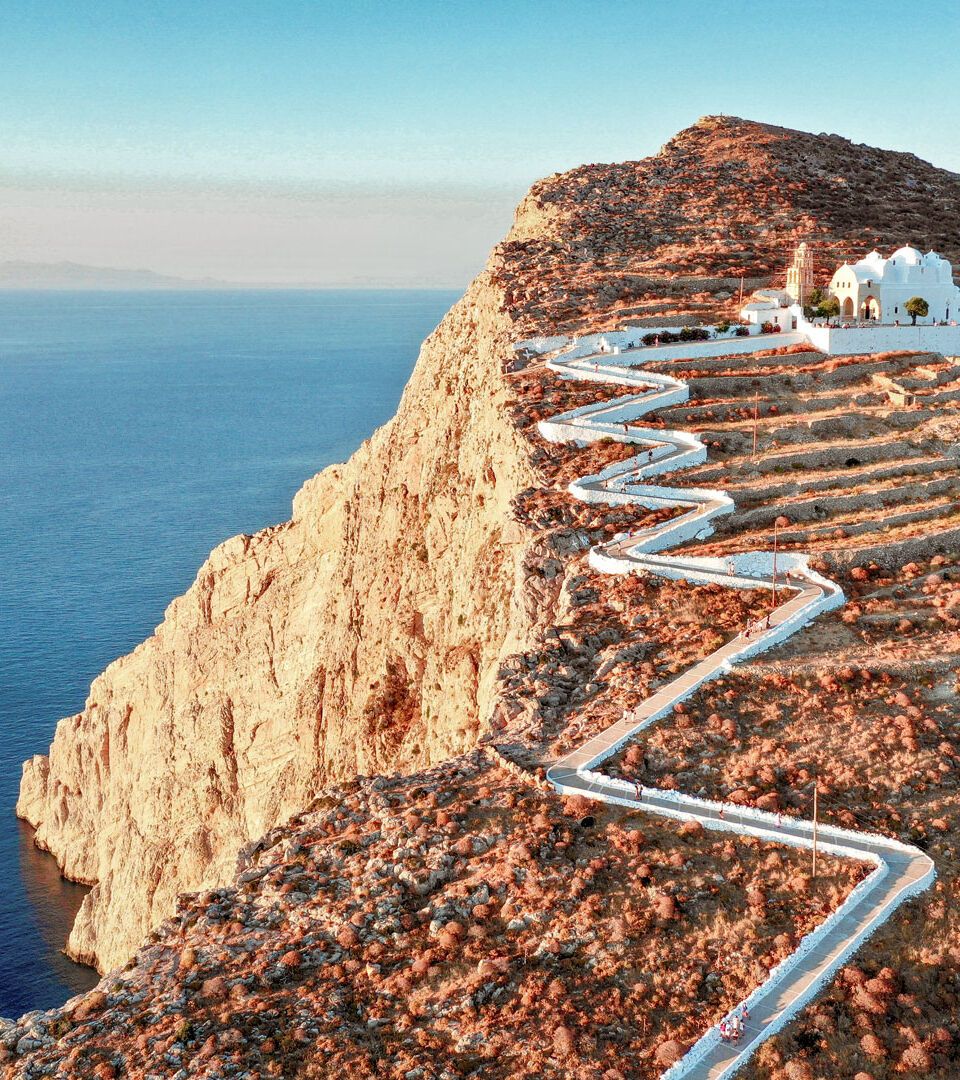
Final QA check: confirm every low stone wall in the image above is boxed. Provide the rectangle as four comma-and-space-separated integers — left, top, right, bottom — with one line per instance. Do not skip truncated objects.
483, 745, 550, 791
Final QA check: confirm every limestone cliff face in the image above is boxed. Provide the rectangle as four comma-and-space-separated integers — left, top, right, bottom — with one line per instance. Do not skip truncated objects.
18, 273, 546, 972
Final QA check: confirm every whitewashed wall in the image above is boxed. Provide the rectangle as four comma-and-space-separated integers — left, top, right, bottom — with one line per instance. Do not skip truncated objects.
802, 321, 960, 356
516, 327, 808, 362
578, 332, 806, 364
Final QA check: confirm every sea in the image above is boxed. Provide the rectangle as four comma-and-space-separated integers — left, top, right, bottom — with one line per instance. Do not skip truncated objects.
0, 288, 458, 1019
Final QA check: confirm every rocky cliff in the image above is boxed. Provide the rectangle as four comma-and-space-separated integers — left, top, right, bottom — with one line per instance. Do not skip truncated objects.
18, 275, 555, 972
19, 114, 960, 977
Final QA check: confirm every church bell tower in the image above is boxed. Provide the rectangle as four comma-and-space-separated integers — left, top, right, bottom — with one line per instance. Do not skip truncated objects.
785, 242, 815, 304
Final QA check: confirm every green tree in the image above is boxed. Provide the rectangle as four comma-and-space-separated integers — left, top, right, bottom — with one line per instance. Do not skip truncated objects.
905, 296, 929, 325
818, 297, 840, 318
807, 286, 825, 307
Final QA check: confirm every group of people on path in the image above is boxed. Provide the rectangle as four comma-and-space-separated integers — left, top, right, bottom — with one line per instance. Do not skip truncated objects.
719, 1005, 750, 1044
741, 614, 772, 640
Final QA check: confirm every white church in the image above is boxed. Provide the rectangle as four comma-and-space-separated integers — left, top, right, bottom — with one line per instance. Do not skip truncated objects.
829, 246, 960, 324
737, 242, 960, 355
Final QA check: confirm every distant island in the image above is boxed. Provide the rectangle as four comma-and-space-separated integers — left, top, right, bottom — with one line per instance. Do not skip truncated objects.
0, 261, 465, 290
0, 260, 238, 290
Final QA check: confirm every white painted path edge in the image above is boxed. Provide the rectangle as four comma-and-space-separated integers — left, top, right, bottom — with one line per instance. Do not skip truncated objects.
533, 341, 936, 1079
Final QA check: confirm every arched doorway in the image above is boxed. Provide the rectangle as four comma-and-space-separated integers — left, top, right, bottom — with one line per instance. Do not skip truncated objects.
841, 296, 854, 318
860, 295, 881, 321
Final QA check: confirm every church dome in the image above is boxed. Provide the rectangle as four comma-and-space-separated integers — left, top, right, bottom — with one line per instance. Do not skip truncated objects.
890, 245, 923, 264
849, 252, 884, 283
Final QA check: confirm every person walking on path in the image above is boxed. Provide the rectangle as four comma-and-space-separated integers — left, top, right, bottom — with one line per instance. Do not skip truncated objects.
719, 1019, 730, 1043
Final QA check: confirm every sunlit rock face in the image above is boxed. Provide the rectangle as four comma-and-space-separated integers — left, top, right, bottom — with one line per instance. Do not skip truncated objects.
18, 274, 546, 973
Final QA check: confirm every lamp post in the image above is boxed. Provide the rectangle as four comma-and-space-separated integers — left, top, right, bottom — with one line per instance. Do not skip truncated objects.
812, 779, 819, 881
752, 391, 759, 460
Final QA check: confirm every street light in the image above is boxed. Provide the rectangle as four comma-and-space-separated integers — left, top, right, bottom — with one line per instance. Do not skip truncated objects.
752, 391, 759, 459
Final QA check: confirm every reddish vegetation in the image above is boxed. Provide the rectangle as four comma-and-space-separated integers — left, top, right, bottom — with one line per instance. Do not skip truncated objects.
596, 556, 960, 1078
0, 765, 863, 1080
9, 115, 960, 1078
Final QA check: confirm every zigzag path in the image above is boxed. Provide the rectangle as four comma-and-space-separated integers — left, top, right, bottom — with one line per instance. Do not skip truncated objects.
533, 341, 936, 1079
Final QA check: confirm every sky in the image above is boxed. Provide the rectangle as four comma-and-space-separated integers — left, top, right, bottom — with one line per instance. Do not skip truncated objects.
1, 0, 959, 287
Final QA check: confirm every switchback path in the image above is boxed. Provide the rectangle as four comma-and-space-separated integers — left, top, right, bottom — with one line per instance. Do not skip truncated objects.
533, 341, 936, 1079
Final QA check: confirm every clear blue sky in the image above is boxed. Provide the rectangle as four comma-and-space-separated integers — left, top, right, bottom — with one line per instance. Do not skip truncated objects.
1, 0, 958, 285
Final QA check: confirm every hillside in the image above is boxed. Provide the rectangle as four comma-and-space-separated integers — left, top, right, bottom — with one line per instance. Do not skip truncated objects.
497, 114, 960, 334
13, 117, 960, 1078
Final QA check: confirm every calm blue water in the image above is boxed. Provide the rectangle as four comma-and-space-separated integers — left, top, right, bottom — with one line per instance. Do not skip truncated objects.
0, 288, 457, 1018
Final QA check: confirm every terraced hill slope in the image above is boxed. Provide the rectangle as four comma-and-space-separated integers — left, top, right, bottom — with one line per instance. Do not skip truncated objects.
643, 347, 960, 562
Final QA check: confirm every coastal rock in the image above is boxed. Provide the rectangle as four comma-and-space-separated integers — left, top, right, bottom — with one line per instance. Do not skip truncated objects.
18, 275, 546, 972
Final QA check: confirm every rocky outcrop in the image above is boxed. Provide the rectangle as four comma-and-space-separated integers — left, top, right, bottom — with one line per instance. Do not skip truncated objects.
18, 274, 551, 972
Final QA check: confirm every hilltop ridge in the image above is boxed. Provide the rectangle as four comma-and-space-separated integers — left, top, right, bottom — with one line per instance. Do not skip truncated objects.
498, 114, 960, 334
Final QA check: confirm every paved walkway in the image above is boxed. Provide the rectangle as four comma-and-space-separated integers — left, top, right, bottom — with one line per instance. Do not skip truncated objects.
537, 344, 936, 1079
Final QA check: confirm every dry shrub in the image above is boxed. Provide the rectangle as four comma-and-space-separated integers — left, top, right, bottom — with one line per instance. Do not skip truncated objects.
859, 1032, 885, 1060
654, 1040, 685, 1066
562, 794, 594, 819
654, 893, 677, 920
783, 1063, 813, 1080
852, 987, 887, 1015
553, 1024, 575, 1056
898, 1043, 933, 1072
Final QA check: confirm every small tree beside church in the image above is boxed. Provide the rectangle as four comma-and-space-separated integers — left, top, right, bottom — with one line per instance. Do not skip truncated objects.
804, 291, 839, 320
905, 296, 929, 324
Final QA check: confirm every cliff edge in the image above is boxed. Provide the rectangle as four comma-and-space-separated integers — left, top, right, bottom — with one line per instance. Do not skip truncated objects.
18, 275, 548, 971
11, 116, 960, 1078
